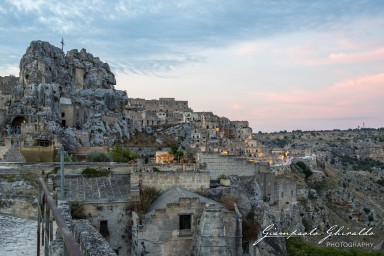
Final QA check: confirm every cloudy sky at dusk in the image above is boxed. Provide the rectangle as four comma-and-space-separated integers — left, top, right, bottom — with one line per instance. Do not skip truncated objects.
1, 0, 384, 132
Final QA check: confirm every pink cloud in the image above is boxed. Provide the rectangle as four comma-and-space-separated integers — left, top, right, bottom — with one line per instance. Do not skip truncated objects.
243, 72, 384, 130
228, 103, 245, 110
310, 48, 384, 65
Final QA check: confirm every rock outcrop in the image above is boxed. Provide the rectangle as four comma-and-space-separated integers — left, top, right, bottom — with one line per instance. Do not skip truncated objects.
6, 40, 129, 149
19, 41, 115, 89
205, 176, 288, 256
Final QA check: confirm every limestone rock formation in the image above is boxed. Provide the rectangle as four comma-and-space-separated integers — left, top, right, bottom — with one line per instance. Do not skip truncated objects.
6, 40, 129, 149
19, 41, 115, 89
205, 176, 287, 256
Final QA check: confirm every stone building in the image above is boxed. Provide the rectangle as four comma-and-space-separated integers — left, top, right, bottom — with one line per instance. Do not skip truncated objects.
51, 174, 131, 255
197, 152, 262, 178
0, 75, 18, 95
255, 173, 297, 210
275, 179, 297, 210
131, 187, 242, 256
128, 97, 191, 113
59, 97, 75, 128
0, 76, 17, 127
126, 98, 191, 128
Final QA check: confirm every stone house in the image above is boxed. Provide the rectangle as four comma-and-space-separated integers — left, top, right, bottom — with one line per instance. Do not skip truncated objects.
59, 97, 75, 128
230, 121, 252, 140
255, 172, 297, 210
275, 179, 297, 211
127, 110, 164, 127
52, 174, 131, 256
128, 98, 191, 113
131, 187, 242, 256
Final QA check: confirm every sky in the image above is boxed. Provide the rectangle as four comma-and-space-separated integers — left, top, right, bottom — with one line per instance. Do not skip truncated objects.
1, 0, 384, 132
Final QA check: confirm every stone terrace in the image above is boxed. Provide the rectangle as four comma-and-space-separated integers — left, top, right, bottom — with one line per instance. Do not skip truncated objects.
52, 174, 130, 201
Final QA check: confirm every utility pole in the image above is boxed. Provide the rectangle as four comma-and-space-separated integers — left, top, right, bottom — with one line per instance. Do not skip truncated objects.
60, 146, 65, 199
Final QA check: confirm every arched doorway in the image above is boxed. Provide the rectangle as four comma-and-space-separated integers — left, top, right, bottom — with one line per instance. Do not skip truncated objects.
12, 116, 28, 129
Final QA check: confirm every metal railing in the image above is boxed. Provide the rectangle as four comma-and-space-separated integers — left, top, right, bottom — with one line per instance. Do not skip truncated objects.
37, 177, 82, 256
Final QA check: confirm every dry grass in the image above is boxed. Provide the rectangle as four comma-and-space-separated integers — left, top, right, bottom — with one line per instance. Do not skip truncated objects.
219, 194, 238, 211
128, 187, 162, 217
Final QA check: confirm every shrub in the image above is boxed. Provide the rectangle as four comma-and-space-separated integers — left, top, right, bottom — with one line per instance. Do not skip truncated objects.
86, 151, 112, 162
242, 216, 260, 242
129, 187, 161, 217
220, 194, 238, 211
109, 145, 137, 162
69, 201, 86, 219
55, 152, 77, 162
377, 178, 384, 187
219, 174, 228, 180
21, 171, 39, 187
294, 161, 313, 179
81, 168, 111, 178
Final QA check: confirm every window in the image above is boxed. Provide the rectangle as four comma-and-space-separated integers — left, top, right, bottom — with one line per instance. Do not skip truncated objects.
179, 214, 191, 230
61, 112, 65, 117
100, 220, 110, 238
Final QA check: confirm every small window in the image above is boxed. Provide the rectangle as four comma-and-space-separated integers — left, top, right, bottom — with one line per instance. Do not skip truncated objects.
179, 214, 191, 230
100, 220, 110, 238
61, 112, 65, 117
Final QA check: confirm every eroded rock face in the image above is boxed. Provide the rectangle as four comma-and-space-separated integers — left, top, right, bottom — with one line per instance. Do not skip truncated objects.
205, 176, 287, 256
7, 40, 129, 149
19, 41, 115, 89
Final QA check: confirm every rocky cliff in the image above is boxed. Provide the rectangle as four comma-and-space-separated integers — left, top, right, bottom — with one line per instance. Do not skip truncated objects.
6, 40, 129, 149
19, 41, 115, 89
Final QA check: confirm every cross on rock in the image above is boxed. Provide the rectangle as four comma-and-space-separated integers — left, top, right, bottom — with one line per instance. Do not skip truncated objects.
61, 37, 65, 51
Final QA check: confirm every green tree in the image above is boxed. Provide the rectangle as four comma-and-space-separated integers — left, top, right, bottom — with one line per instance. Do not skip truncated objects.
170, 146, 184, 163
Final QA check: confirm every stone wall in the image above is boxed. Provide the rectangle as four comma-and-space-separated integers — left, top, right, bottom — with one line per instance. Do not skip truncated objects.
60, 101, 75, 128
19, 146, 55, 163
197, 153, 260, 178
255, 172, 276, 203
0, 75, 18, 95
275, 179, 297, 211
81, 202, 130, 255
130, 172, 210, 192
53, 200, 117, 256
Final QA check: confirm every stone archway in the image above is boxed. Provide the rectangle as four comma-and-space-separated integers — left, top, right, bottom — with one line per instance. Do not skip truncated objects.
11, 116, 28, 128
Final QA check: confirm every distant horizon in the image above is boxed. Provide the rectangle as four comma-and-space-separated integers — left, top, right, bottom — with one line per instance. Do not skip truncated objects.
1, 1, 383, 132
1, 68, 383, 133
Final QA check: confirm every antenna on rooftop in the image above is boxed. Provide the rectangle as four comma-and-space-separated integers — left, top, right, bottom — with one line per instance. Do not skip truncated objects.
61, 37, 65, 52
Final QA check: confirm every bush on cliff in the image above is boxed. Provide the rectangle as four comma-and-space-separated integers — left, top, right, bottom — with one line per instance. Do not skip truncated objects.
86, 151, 112, 162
